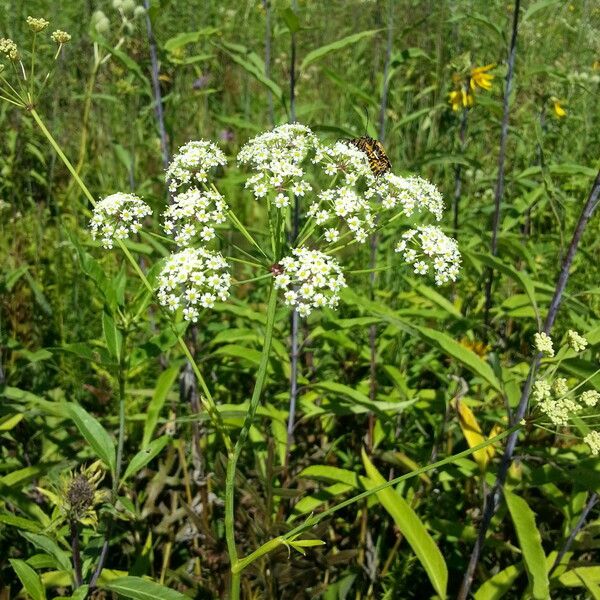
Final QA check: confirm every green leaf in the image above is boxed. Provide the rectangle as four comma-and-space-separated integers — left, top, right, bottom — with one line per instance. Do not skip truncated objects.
522, 0, 563, 23
122, 436, 170, 482
21, 532, 71, 572
361, 449, 448, 598
163, 28, 219, 53
220, 44, 283, 102
413, 326, 503, 393
103, 576, 189, 600
466, 251, 540, 327
300, 30, 379, 71
474, 564, 522, 599
102, 311, 122, 362
9, 559, 46, 600
504, 490, 549, 599
281, 7, 300, 33
0, 513, 42, 532
142, 366, 179, 448
67, 403, 116, 474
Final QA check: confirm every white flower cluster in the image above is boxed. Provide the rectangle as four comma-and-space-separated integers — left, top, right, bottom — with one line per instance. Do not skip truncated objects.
307, 186, 375, 244
314, 141, 372, 185
567, 329, 588, 353
166, 140, 227, 193
584, 431, 600, 456
274, 248, 346, 317
237, 124, 318, 203
157, 247, 231, 322
371, 173, 445, 220
534, 332, 554, 357
90, 192, 151, 249
394, 226, 460, 285
163, 188, 227, 246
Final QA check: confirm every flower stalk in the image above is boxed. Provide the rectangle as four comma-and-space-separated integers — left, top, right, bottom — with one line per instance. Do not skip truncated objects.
225, 283, 278, 598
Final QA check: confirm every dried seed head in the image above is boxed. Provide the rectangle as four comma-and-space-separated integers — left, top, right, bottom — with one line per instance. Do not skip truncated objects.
66, 474, 95, 518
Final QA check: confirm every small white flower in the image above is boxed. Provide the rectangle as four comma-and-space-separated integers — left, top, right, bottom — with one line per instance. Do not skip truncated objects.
166, 140, 227, 192
274, 193, 290, 208
157, 248, 231, 321
275, 248, 346, 317
238, 124, 318, 201
162, 188, 227, 246
372, 173, 445, 220
395, 226, 460, 286
89, 192, 151, 249
324, 228, 340, 243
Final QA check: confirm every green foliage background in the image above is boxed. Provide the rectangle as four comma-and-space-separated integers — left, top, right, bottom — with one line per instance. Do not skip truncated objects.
1, 0, 599, 598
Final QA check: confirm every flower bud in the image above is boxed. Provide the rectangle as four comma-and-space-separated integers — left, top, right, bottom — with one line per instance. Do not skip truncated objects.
26, 16, 50, 33
51, 30, 71, 44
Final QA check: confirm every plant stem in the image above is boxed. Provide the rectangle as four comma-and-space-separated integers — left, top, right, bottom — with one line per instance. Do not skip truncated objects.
483, 0, 521, 328
70, 519, 83, 588
458, 168, 600, 600
285, 0, 300, 465
144, 0, 170, 171
225, 284, 278, 590
263, 0, 274, 126
549, 492, 598, 575
452, 101, 469, 238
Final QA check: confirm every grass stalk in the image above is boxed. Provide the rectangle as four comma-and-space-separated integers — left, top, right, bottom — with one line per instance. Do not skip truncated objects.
483, 0, 521, 327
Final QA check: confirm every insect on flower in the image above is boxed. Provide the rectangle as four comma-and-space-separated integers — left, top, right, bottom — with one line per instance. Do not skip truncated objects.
347, 136, 391, 176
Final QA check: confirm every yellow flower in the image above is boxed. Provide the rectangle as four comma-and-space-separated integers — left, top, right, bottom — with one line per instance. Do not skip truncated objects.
470, 64, 495, 91
449, 89, 474, 111
592, 60, 600, 71
552, 98, 567, 118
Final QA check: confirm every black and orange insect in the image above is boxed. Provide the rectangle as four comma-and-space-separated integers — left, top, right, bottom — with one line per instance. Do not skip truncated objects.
348, 136, 391, 176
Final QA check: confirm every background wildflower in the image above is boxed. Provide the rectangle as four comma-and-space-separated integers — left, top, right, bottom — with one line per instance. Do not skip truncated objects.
567, 329, 587, 352
26, 16, 50, 33
584, 431, 600, 455
534, 332, 554, 357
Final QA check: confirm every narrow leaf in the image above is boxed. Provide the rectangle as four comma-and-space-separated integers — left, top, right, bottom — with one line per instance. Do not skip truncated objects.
104, 576, 189, 600
505, 490, 550, 599
67, 403, 116, 474
143, 366, 179, 448
300, 30, 379, 71
9, 559, 46, 600
362, 449, 448, 598
123, 436, 170, 482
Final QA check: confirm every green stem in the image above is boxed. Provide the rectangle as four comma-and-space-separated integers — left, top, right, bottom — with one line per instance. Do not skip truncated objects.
235, 423, 522, 573
30, 108, 96, 206
229, 573, 240, 600
114, 337, 127, 497
225, 283, 278, 585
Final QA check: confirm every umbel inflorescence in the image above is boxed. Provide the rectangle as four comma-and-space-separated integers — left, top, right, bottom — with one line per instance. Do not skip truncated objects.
89, 123, 461, 322
532, 330, 600, 456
